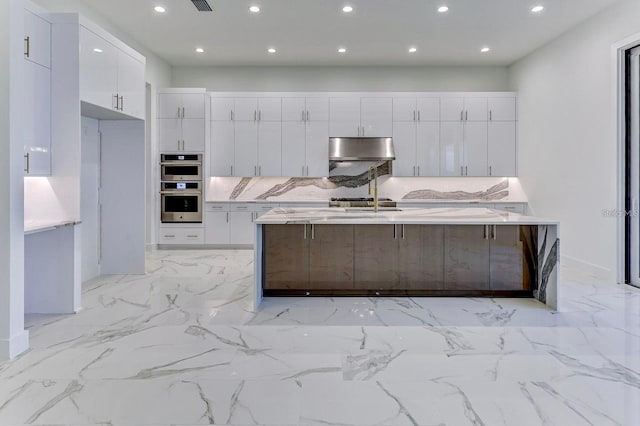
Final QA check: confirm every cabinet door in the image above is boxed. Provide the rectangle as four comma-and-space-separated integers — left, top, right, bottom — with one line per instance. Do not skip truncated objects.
490, 225, 524, 290
416, 98, 440, 122
354, 225, 397, 289
23, 59, 51, 176
309, 225, 354, 290
440, 97, 464, 121
229, 211, 254, 244
488, 121, 516, 177
439, 122, 464, 176
80, 27, 118, 111
158, 119, 182, 152
234, 98, 258, 121
416, 122, 440, 176
464, 122, 488, 177
306, 97, 329, 122
399, 225, 444, 289
464, 98, 488, 122
117, 51, 145, 119
330, 97, 360, 136
182, 119, 205, 152
392, 98, 416, 122
182, 94, 205, 119
205, 212, 229, 244
263, 225, 309, 289
158, 94, 183, 119
257, 122, 282, 176
281, 121, 306, 176
329, 121, 359, 137
234, 121, 258, 176
361, 97, 392, 137
210, 121, 235, 176
282, 98, 306, 122
306, 121, 329, 177
211, 97, 235, 121
392, 122, 417, 177
24, 10, 50, 68
444, 225, 490, 290
488, 98, 516, 121
258, 98, 281, 121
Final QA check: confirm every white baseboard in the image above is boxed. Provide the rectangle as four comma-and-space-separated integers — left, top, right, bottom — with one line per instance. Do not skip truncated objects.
0, 329, 29, 361
560, 255, 617, 284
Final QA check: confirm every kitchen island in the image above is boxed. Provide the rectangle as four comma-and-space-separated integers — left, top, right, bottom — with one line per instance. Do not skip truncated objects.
253, 207, 559, 310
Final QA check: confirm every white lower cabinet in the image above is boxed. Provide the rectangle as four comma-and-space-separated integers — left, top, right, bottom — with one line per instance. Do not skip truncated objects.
205, 212, 229, 244
204, 203, 281, 245
492, 203, 527, 215
229, 211, 254, 245
159, 227, 204, 244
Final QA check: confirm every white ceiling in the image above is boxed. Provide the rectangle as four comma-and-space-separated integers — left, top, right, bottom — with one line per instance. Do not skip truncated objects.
82, 0, 618, 67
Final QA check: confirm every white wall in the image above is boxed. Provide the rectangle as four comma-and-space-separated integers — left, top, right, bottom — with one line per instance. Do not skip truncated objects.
509, 0, 640, 281
172, 66, 509, 92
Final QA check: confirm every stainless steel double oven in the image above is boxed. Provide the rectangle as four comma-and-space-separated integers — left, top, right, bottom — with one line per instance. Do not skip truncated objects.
160, 154, 203, 223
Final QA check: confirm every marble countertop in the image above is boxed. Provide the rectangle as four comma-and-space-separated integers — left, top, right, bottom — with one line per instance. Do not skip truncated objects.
206, 199, 329, 204
24, 220, 81, 235
256, 207, 559, 225
207, 199, 525, 204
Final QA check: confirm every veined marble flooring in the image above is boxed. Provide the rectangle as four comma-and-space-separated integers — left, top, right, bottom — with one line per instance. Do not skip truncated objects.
2, 249, 640, 426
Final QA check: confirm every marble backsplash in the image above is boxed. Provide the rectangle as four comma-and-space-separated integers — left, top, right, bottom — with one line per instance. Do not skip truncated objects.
206, 176, 529, 203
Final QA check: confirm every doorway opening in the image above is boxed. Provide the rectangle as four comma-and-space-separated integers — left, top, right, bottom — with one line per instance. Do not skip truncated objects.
625, 46, 640, 287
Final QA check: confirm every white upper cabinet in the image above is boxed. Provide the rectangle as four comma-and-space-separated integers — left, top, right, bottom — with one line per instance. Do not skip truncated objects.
306, 98, 329, 122
305, 121, 329, 176
281, 121, 306, 176
416, 122, 440, 176
182, 94, 206, 119
234, 98, 258, 121
392, 122, 417, 177
211, 97, 234, 121
463, 122, 488, 176
24, 10, 51, 68
488, 121, 517, 176
329, 97, 360, 137
234, 121, 258, 176
159, 93, 205, 119
440, 122, 464, 176
23, 58, 51, 176
464, 98, 488, 122
329, 97, 392, 137
440, 97, 464, 122
441, 97, 488, 122
210, 121, 234, 176
158, 91, 206, 152
258, 122, 282, 176
416, 98, 440, 121
488, 97, 517, 121
361, 98, 392, 137
79, 25, 145, 119
393, 98, 416, 122
282, 98, 306, 122
257, 98, 281, 121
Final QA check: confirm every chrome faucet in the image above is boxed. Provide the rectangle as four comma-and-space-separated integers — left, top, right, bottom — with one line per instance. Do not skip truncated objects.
368, 165, 379, 212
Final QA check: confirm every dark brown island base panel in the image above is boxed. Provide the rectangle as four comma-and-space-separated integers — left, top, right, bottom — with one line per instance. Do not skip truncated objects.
262, 224, 537, 297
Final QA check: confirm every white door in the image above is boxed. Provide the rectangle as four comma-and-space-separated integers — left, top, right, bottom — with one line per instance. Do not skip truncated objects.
306, 121, 329, 177
181, 94, 205, 119
417, 98, 440, 122
23, 59, 51, 176
440, 97, 464, 121
258, 122, 282, 176
234, 98, 258, 121
258, 98, 281, 121
393, 98, 416, 122
282, 98, 306, 122
181, 119, 205, 152
329, 97, 360, 136
630, 48, 640, 287
117, 51, 145, 119
361, 98, 393, 137
488, 97, 517, 121
464, 98, 488, 122
229, 211, 254, 244
234, 121, 258, 176
211, 97, 235, 121
330, 121, 360, 138
463, 122, 488, 176
158, 119, 182, 153
392, 122, 417, 177
205, 212, 229, 244
210, 121, 235, 176
440, 122, 464, 176
306, 97, 329, 122
24, 10, 51, 68
79, 27, 118, 111
488, 121, 516, 177
158, 94, 182, 119
282, 121, 306, 176
416, 122, 440, 176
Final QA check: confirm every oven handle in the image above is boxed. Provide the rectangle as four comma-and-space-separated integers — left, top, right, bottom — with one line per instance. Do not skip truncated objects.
160, 161, 203, 166
159, 191, 202, 195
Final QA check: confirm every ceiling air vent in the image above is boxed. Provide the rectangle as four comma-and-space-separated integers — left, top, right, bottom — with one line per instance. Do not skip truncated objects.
191, 0, 213, 12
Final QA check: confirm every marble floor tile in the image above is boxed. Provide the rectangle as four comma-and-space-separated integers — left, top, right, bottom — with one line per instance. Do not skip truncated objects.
1, 249, 639, 425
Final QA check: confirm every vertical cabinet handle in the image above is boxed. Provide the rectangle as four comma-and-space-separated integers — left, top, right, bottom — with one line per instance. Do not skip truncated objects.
413, 166, 416, 176
230, 165, 233, 176
460, 111, 464, 121
489, 110, 492, 121
311, 224, 315, 240
393, 224, 397, 239
178, 107, 181, 118
254, 111, 257, 121
302, 111, 305, 122
413, 111, 416, 121
182, 107, 185, 118
178, 140, 180, 151
307, 111, 310, 121
120, 96, 124, 111
465, 111, 468, 121
226, 212, 229, 222
483, 225, 488, 240
230, 110, 234, 121
401, 224, 405, 239
492, 225, 497, 240
303, 224, 307, 240
465, 166, 468, 176
24, 36, 30, 57
259, 165, 261, 176
306, 166, 309, 176
460, 166, 464, 176
417, 166, 420, 176
24, 153, 30, 173
489, 166, 492, 176
114, 94, 119, 110
418, 111, 421, 121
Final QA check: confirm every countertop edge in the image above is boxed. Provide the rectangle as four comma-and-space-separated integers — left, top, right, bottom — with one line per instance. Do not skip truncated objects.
25, 220, 82, 235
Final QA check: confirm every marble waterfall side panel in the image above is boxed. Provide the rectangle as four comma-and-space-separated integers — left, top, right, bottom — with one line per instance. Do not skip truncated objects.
536, 225, 560, 310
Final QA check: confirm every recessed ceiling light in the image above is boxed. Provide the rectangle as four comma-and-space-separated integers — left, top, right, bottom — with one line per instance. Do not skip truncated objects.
342, 5, 353, 13
154, 5, 166, 13
195, 47, 205, 53
409, 47, 417, 53
338, 47, 347, 53
438, 6, 449, 13
531, 5, 544, 13
267, 47, 277, 54
93, 48, 103, 53
249, 5, 260, 13
481, 47, 491, 53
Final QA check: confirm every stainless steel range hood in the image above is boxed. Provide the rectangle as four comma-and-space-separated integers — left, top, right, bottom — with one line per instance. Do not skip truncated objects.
329, 137, 395, 161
